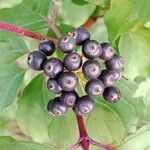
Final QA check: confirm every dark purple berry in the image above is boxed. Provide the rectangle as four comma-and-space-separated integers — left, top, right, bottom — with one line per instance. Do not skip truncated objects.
82, 40, 102, 59
27, 51, 47, 71
82, 59, 101, 79
110, 69, 122, 81
47, 78, 62, 94
105, 54, 124, 70
70, 27, 90, 45
85, 79, 104, 96
58, 36, 76, 53
58, 72, 78, 91
39, 40, 55, 56
73, 95, 95, 115
43, 58, 63, 78
99, 42, 114, 60
60, 91, 78, 107
47, 97, 67, 116
63, 52, 82, 71
103, 86, 121, 103
99, 70, 115, 87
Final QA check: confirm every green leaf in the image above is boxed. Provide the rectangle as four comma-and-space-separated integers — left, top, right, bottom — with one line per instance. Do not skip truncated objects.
86, 79, 143, 144
0, 31, 28, 64
105, 0, 150, 46
0, 0, 51, 31
118, 27, 150, 79
0, 136, 55, 150
83, 0, 110, 8
17, 74, 55, 143
0, 0, 22, 9
48, 110, 78, 149
58, 0, 96, 27
117, 125, 150, 150
0, 64, 25, 110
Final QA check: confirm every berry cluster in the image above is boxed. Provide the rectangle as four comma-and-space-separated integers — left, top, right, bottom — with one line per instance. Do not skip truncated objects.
27, 27, 124, 117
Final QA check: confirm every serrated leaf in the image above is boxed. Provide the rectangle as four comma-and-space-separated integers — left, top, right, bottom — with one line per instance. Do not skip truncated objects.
58, 0, 96, 27
0, 64, 25, 110
48, 110, 78, 149
0, 0, 51, 31
17, 74, 55, 143
117, 125, 150, 150
118, 27, 150, 79
0, 31, 28, 64
105, 0, 150, 46
0, 136, 55, 150
86, 79, 143, 144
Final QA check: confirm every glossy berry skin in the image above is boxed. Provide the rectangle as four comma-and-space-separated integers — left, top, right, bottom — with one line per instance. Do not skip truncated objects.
60, 91, 78, 107
39, 40, 55, 56
110, 69, 122, 81
47, 78, 62, 94
43, 58, 63, 78
58, 36, 76, 53
47, 97, 67, 116
82, 40, 102, 59
103, 86, 121, 103
105, 54, 124, 70
73, 95, 95, 116
82, 59, 101, 79
85, 79, 104, 97
58, 72, 78, 91
70, 27, 90, 45
63, 52, 82, 71
99, 70, 115, 87
99, 42, 114, 60
27, 51, 47, 71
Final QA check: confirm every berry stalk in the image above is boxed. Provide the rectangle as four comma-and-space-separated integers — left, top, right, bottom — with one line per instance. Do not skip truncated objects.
0, 21, 57, 43
76, 116, 89, 150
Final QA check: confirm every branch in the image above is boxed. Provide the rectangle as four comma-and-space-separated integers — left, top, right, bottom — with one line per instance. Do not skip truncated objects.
0, 21, 57, 43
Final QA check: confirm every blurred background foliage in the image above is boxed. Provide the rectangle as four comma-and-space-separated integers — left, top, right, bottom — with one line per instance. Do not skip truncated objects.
0, 0, 150, 150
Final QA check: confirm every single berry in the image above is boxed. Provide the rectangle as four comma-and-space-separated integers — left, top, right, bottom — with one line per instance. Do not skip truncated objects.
85, 79, 104, 96
43, 58, 63, 78
70, 27, 90, 45
82, 40, 102, 59
110, 69, 122, 81
74, 95, 95, 115
39, 40, 55, 56
27, 51, 47, 71
99, 70, 115, 87
60, 91, 78, 107
58, 72, 78, 91
47, 97, 67, 116
99, 42, 114, 60
103, 86, 121, 103
47, 78, 62, 94
105, 54, 124, 70
63, 52, 82, 71
82, 59, 101, 79
58, 36, 76, 53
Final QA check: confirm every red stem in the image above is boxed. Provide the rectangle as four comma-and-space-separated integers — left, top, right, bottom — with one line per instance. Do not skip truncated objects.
0, 21, 57, 43
76, 115, 89, 150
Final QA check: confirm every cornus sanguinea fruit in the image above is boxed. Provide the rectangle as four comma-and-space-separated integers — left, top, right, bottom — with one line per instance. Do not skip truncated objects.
70, 27, 90, 45
27, 27, 124, 117
58, 72, 78, 91
58, 36, 76, 53
103, 86, 121, 103
82, 40, 102, 59
47, 97, 67, 116
47, 78, 62, 94
82, 59, 101, 79
27, 51, 47, 71
100, 42, 114, 60
43, 58, 63, 78
105, 54, 124, 70
39, 40, 55, 56
63, 52, 82, 71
